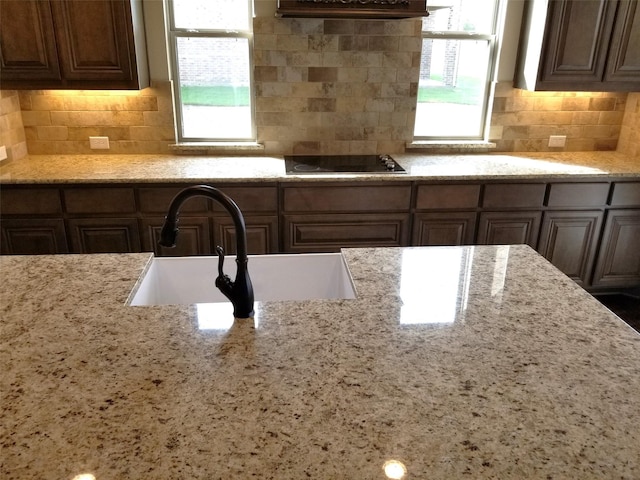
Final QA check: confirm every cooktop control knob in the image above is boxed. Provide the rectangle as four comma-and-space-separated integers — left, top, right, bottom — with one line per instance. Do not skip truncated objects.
379, 154, 396, 171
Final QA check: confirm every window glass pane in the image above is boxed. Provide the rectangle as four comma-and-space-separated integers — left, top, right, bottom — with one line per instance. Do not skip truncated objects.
423, 0, 496, 33
173, 0, 249, 31
414, 38, 491, 138
176, 37, 252, 139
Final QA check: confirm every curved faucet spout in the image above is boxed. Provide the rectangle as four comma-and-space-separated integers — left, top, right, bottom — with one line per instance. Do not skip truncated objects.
159, 185, 254, 319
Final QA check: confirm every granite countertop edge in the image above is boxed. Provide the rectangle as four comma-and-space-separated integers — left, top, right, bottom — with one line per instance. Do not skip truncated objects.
1, 151, 638, 184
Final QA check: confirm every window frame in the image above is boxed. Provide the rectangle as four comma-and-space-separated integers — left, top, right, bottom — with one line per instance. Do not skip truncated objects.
414, 0, 505, 142
165, 0, 256, 143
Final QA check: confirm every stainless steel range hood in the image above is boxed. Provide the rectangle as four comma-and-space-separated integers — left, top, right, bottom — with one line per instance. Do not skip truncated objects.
276, 0, 429, 19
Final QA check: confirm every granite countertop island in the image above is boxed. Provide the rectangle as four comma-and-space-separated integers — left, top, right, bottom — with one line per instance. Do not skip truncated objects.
1, 151, 639, 183
2, 245, 640, 479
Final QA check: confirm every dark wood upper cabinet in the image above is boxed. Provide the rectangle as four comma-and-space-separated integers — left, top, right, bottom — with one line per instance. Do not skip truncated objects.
515, 0, 640, 92
0, 0, 149, 90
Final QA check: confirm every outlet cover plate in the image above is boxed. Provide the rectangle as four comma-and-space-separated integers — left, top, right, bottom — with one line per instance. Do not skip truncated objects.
89, 136, 110, 149
548, 135, 566, 147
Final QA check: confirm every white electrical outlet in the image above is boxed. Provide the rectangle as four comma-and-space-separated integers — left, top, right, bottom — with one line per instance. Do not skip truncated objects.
0, 145, 7, 161
548, 135, 566, 147
89, 136, 110, 149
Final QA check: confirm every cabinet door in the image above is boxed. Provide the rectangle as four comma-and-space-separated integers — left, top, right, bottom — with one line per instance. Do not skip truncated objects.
605, 0, 640, 85
141, 217, 212, 256
1, 219, 68, 254
592, 209, 640, 288
67, 218, 141, 253
50, 0, 134, 85
537, 210, 603, 286
0, 0, 61, 83
477, 211, 542, 247
413, 212, 477, 246
216, 215, 279, 255
539, 0, 617, 87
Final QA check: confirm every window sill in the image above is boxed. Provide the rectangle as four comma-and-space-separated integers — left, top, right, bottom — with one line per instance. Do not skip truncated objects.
170, 142, 265, 155
406, 141, 496, 152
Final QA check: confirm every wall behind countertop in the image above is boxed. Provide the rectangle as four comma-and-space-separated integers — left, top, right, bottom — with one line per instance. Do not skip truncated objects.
0, 0, 638, 159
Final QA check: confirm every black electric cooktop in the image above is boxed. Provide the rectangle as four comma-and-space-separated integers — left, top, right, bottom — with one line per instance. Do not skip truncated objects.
284, 154, 406, 174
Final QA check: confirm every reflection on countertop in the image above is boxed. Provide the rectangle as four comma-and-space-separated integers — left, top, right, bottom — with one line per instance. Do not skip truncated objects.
1, 245, 640, 479
0, 151, 638, 183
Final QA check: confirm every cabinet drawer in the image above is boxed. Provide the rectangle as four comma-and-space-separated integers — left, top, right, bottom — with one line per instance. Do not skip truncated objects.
415, 184, 480, 210
547, 183, 609, 207
283, 185, 411, 213
283, 213, 410, 252
482, 184, 545, 208
138, 187, 209, 213
211, 186, 277, 213
0, 188, 62, 215
64, 188, 136, 214
610, 182, 640, 207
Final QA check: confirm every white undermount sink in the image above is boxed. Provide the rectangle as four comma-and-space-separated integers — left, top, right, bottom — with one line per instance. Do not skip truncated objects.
129, 252, 356, 306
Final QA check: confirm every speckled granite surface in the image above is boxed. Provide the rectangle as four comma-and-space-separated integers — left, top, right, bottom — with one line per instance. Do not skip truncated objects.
2, 245, 639, 479
1, 151, 638, 183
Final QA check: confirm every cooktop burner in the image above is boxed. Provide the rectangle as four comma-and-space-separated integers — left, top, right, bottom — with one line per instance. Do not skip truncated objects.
284, 154, 406, 174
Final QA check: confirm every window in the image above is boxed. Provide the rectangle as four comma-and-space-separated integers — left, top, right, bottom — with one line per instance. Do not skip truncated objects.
414, 0, 504, 141
166, 0, 255, 142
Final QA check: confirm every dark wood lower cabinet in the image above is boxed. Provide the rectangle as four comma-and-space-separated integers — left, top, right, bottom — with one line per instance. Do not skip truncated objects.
412, 212, 477, 246
477, 211, 542, 247
592, 209, 640, 288
537, 210, 603, 286
0, 218, 68, 254
1, 180, 638, 292
67, 218, 141, 253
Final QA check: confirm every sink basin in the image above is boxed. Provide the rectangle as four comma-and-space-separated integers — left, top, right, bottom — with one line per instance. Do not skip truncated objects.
129, 252, 356, 306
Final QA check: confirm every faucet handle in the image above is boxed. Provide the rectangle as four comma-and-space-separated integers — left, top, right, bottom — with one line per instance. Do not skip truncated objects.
215, 245, 226, 277
215, 245, 234, 296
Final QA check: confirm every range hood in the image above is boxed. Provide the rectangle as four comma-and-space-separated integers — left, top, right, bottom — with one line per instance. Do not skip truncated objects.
276, 0, 429, 19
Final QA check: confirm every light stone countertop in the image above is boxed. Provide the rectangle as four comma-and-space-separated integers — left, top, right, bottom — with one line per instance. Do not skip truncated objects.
1, 245, 640, 479
0, 151, 639, 183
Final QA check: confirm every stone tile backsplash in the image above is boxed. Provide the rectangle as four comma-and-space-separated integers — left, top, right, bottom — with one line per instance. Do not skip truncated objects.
0, 16, 638, 158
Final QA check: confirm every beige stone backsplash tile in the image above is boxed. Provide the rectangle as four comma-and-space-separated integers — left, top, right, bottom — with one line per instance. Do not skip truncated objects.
598, 111, 625, 125
50, 111, 145, 127
20, 110, 52, 127
35, 126, 69, 141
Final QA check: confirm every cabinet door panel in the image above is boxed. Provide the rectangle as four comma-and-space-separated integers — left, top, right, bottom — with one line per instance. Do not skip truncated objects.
592, 209, 640, 287
216, 215, 279, 255
283, 213, 409, 252
540, 0, 616, 84
477, 211, 542, 247
51, 0, 133, 82
605, 0, 640, 83
0, 0, 61, 82
413, 212, 477, 246
1, 219, 68, 254
141, 217, 212, 256
537, 210, 603, 286
68, 218, 140, 253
